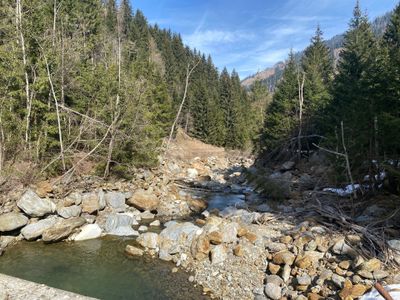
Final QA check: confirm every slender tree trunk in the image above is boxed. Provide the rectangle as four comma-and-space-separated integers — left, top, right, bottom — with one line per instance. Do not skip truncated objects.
297, 72, 305, 159
16, 0, 31, 148
0, 115, 4, 174
45, 56, 66, 171
52, 0, 57, 48
165, 61, 200, 152
104, 19, 122, 178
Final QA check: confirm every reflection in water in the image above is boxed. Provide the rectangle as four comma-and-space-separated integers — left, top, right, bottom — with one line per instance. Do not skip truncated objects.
0, 237, 207, 300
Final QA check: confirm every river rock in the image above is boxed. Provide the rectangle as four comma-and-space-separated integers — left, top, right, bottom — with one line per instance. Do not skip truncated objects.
211, 244, 227, 264
360, 258, 381, 272
42, 217, 86, 242
73, 224, 102, 241
17, 189, 56, 217
150, 220, 160, 227
35, 181, 53, 197
81, 191, 106, 214
297, 274, 312, 286
159, 222, 200, 247
332, 239, 357, 258
187, 168, 198, 179
105, 213, 138, 236
0, 212, 28, 232
137, 232, 159, 249
105, 191, 127, 212
264, 283, 282, 300
63, 192, 83, 207
332, 274, 346, 288
21, 216, 58, 240
191, 233, 211, 260
265, 275, 283, 286
125, 245, 144, 256
388, 239, 400, 252
220, 222, 239, 243
273, 250, 295, 265
57, 205, 81, 219
127, 189, 159, 211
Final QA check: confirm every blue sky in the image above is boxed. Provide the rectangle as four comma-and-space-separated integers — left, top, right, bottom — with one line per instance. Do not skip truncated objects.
132, 0, 399, 79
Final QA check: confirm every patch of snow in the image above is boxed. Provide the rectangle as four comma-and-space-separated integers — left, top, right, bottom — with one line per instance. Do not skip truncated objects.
360, 284, 400, 300
323, 184, 361, 197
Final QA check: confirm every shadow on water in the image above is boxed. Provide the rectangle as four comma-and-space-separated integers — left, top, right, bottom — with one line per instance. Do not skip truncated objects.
0, 237, 208, 300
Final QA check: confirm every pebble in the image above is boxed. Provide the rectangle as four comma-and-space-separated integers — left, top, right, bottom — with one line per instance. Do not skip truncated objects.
297, 274, 312, 286
149, 220, 160, 227
332, 274, 346, 288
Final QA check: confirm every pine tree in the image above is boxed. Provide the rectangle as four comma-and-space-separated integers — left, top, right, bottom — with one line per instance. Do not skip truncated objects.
302, 26, 333, 120
331, 1, 379, 168
261, 51, 299, 152
380, 3, 400, 155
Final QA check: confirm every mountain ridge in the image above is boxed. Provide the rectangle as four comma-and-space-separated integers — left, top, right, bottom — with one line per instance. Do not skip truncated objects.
241, 11, 392, 90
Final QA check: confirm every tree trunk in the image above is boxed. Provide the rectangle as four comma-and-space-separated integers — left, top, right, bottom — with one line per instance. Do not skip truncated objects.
16, 0, 31, 148
45, 56, 66, 171
165, 60, 200, 153
297, 72, 305, 160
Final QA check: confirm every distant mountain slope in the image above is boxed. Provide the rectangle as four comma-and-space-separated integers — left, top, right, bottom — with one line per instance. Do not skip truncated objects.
242, 12, 392, 90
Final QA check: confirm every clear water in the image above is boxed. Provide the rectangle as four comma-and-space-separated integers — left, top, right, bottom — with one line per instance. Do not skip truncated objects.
206, 193, 246, 210
0, 237, 208, 300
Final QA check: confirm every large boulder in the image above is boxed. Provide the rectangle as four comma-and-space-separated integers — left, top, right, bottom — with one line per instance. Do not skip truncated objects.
21, 216, 59, 240
81, 191, 106, 214
127, 189, 159, 211
158, 222, 200, 258
104, 213, 138, 236
105, 192, 127, 212
42, 217, 86, 242
17, 189, 56, 217
57, 205, 81, 219
0, 212, 28, 232
73, 224, 102, 241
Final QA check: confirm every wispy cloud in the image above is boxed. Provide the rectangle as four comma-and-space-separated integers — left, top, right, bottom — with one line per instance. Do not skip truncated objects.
184, 30, 255, 50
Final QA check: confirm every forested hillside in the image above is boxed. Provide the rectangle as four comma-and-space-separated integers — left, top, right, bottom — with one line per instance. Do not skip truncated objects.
259, 2, 400, 193
0, 0, 259, 177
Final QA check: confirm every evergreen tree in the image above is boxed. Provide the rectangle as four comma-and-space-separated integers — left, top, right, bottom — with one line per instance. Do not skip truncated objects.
261, 51, 299, 152
380, 3, 400, 155
331, 1, 379, 169
301, 25, 333, 132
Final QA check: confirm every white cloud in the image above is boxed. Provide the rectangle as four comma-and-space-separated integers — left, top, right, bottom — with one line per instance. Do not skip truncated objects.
183, 30, 255, 51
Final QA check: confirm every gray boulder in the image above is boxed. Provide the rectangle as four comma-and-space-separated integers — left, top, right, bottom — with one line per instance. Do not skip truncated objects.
0, 212, 28, 232
42, 217, 86, 242
17, 189, 56, 217
21, 216, 59, 240
73, 224, 102, 241
105, 213, 138, 236
57, 205, 81, 219
105, 192, 127, 212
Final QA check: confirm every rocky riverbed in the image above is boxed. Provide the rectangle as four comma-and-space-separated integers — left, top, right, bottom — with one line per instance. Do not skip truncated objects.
1, 142, 400, 299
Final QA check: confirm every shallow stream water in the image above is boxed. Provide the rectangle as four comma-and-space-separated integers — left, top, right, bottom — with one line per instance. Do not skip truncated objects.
0, 237, 208, 300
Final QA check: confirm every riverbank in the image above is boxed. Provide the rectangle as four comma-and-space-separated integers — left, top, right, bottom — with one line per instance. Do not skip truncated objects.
0, 132, 399, 299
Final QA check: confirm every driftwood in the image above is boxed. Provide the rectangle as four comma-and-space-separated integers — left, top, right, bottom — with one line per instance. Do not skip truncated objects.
311, 198, 398, 267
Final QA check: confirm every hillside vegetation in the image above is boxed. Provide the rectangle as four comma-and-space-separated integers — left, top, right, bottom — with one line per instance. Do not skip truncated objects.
258, 2, 400, 195
0, 0, 264, 178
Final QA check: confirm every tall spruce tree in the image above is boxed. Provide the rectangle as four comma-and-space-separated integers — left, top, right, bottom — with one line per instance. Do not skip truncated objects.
331, 1, 379, 171
301, 26, 333, 135
381, 3, 400, 156
261, 51, 299, 152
